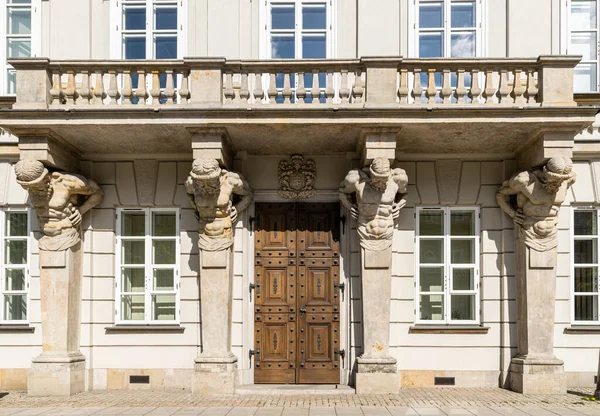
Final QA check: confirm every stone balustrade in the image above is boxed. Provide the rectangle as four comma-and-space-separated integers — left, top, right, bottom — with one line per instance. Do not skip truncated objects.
8, 56, 580, 110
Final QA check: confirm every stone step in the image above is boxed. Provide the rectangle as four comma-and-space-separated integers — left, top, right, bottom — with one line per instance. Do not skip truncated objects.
235, 384, 356, 395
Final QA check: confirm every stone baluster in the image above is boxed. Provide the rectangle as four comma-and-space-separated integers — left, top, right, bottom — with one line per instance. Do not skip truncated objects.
179, 71, 190, 104
253, 73, 264, 104
412, 69, 423, 104
511, 69, 526, 105
468, 69, 481, 103
122, 70, 134, 105
49, 71, 64, 105
91, 71, 106, 105
525, 68, 538, 104
454, 69, 466, 104
224, 71, 234, 103
282, 71, 292, 104
496, 69, 511, 104
149, 71, 160, 105
296, 72, 306, 104
64, 71, 78, 105
440, 69, 452, 104
483, 69, 495, 104
107, 71, 120, 105
311, 70, 320, 104
352, 70, 364, 104
165, 70, 175, 104
267, 73, 277, 103
76, 71, 92, 105
425, 69, 437, 104
135, 70, 148, 104
325, 70, 334, 104
397, 68, 409, 104
239, 71, 250, 104
339, 69, 350, 104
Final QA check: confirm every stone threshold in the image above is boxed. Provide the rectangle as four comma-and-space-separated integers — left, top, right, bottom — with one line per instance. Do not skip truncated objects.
236, 384, 355, 395
409, 325, 489, 334
105, 325, 185, 334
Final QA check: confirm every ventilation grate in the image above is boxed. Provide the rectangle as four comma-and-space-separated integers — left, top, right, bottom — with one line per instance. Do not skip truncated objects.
434, 376, 455, 386
129, 375, 150, 384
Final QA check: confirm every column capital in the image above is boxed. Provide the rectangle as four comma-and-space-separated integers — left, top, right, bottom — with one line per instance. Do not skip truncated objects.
516, 130, 575, 170
17, 133, 81, 172
358, 128, 400, 167
188, 127, 234, 169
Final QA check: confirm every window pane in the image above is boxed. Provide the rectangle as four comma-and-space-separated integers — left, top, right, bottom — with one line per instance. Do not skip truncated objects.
7, 38, 30, 57
124, 36, 146, 59
5, 240, 26, 265
575, 239, 598, 264
122, 240, 145, 264
419, 32, 443, 57
575, 211, 598, 235
452, 268, 474, 290
302, 4, 326, 29
155, 7, 177, 30
123, 7, 146, 30
155, 36, 177, 59
8, 0, 32, 3
7, 8, 31, 35
450, 211, 475, 236
7, 69, 15, 95
575, 295, 599, 321
271, 4, 295, 29
121, 294, 145, 320
451, 32, 475, 57
152, 212, 176, 236
575, 267, 598, 292
153, 269, 174, 291
3, 294, 26, 320
153, 240, 175, 264
574, 63, 597, 92
420, 267, 443, 292
271, 35, 295, 58
420, 239, 444, 263
571, 32, 597, 61
451, 1, 475, 28
7, 212, 27, 236
5, 269, 25, 291
152, 294, 176, 320
451, 294, 475, 320
571, 0, 597, 30
451, 239, 474, 264
419, 2, 443, 28
302, 34, 326, 59
122, 212, 145, 237
121, 268, 145, 293
419, 211, 443, 235
420, 294, 444, 320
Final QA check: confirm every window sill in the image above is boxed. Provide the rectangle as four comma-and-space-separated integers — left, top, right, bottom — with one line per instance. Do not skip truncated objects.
0, 324, 35, 333
409, 325, 489, 334
564, 326, 600, 334
105, 325, 185, 334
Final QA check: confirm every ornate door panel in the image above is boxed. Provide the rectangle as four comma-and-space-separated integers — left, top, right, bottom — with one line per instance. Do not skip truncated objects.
254, 202, 341, 384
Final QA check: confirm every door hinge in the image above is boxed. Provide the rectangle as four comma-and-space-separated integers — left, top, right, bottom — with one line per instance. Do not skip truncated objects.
340, 215, 346, 234
249, 216, 255, 232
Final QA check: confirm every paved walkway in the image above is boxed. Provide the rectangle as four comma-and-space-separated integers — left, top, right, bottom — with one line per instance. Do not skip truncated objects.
1, 388, 600, 415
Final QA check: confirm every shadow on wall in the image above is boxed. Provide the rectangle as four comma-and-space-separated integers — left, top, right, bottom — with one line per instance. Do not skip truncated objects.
186, 230, 202, 356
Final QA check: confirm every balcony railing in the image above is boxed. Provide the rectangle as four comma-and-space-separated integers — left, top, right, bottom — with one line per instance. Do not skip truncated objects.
8, 56, 581, 110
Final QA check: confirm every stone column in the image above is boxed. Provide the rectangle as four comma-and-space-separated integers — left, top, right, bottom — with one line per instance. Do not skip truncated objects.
497, 156, 575, 394
13, 159, 103, 396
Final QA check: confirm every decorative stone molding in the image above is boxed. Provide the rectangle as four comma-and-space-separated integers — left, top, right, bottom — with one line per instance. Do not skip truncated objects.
339, 157, 408, 251
14, 159, 103, 251
496, 156, 576, 252
185, 158, 253, 251
278, 154, 316, 199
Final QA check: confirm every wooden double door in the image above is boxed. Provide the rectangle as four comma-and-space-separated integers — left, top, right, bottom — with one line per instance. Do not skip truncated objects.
253, 202, 342, 384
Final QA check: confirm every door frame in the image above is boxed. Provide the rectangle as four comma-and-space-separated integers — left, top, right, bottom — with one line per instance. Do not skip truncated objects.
243, 194, 351, 385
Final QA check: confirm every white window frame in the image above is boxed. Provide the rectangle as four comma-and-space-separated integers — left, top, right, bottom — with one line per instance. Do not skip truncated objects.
115, 207, 180, 325
409, 0, 484, 58
0, 0, 41, 96
571, 206, 600, 324
110, 0, 187, 60
415, 206, 481, 325
0, 207, 30, 324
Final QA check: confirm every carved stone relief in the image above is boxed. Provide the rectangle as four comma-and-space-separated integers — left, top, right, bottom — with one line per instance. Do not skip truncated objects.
278, 155, 316, 199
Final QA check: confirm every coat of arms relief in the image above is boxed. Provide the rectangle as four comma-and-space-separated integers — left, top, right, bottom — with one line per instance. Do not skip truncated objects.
278, 155, 317, 199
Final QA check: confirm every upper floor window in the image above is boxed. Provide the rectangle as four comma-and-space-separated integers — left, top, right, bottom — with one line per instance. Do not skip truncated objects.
416, 207, 480, 324
0, 209, 29, 323
573, 208, 600, 323
568, 0, 600, 92
115, 208, 180, 324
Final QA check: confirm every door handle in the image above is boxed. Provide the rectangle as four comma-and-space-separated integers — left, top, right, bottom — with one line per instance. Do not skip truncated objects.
249, 348, 260, 360
299, 308, 306, 314
334, 348, 345, 360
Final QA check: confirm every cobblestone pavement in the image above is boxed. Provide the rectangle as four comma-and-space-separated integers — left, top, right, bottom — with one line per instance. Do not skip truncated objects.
1, 388, 600, 415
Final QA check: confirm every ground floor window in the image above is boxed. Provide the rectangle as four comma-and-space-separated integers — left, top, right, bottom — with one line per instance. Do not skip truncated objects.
416, 207, 480, 324
0, 208, 29, 323
115, 208, 180, 324
573, 208, 600, 323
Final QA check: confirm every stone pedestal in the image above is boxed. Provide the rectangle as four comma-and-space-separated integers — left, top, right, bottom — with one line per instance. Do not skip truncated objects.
28, 244, 86, 396
191, 247, 237, 395
355, 247, 400, 394
508, 241, 565, 394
